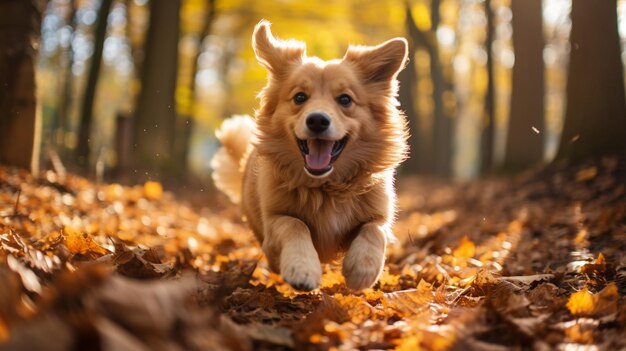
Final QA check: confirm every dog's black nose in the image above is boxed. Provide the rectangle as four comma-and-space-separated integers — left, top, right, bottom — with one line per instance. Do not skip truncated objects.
306, 113, 330, 134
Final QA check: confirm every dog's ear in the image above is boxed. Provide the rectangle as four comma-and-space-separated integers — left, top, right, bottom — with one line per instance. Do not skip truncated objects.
344, 38, 408, 84
252, 20, 305, 77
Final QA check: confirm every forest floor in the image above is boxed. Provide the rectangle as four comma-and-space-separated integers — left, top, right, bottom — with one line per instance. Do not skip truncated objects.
0, 156, 625, 351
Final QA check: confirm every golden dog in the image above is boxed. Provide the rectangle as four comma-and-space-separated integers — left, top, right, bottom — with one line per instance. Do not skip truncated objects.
211, 20, 408, 291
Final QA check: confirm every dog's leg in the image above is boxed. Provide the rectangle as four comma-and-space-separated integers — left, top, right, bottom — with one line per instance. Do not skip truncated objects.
263, 215, 322, 291
342, 221, 387, 290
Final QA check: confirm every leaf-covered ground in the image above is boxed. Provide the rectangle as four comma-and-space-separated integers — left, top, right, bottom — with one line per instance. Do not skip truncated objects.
0, 156, 625, 350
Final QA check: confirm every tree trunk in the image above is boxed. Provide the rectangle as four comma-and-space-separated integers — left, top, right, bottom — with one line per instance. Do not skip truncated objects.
397, 53, 420, 174
55, 0, 78, 158
398, 4, 422, 175
132, 0, 181, 174
175, 0, 216, 172
480, 0, 496, 174
76, 0, 113, 168
0, 0, 44, 173
503, 0, 544, 171
404, 1, 451, 177
556, 0, 626, 160
429, 0, 453, 178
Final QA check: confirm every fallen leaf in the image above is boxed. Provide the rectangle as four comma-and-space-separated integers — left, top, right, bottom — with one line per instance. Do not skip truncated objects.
566, 289, 595, 315
143, 181, 163, 201
383, 280, 433, 317
243, 322, 294, 348
564, 323, 594, 344
63, 227, 108, 257
6, 255, 41, 294
576, 166, 597, 182
453, 235, 475, 259
566, 283, 618, 316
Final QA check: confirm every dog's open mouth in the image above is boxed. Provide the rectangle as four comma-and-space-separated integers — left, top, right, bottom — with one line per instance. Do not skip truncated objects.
296, 136, 348, 177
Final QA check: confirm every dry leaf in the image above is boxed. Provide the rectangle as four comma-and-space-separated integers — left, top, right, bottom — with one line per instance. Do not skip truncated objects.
383, 280, 433, 317
143, 181, 163, 200
453, 235, 475, 259
566, 289, 595, 315
564, 323, 594, 344
566, 283, 618, 316
6, 255, 41, 294
63, 227, 108, 257
576, 166, 597, 182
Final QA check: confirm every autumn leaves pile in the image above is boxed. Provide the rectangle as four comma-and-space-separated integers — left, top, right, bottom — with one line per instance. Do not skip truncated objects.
1, 158, 625, 350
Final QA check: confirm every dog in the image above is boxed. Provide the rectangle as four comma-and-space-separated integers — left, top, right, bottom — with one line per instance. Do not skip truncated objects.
211, 20, 409, 291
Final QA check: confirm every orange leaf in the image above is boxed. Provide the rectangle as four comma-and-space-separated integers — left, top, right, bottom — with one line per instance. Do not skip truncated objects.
566, 283, 618, 316
453, 235, 475, 259
595, 253, 605, 265
566, 289, 595, 315
565, 324, 594, 344
144, 181, 163, 200
378, 267, 400, 287
576, 166, 597, 182
64, 227, 108, 256
320, 268, 345, 289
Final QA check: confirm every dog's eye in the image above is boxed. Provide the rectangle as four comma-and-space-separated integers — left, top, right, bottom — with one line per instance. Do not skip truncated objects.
293, 92, 308, 105
337, 94, 352, 107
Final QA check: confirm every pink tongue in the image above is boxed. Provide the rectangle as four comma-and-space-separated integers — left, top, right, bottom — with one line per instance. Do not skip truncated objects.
305, 140, 333, 170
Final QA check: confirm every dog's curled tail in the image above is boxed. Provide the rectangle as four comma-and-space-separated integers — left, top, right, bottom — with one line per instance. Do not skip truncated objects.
210, 115, 255, 204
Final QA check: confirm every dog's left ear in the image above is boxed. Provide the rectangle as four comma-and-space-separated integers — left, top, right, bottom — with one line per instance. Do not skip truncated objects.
252, 20, 305, 78
344, 38, 408, 83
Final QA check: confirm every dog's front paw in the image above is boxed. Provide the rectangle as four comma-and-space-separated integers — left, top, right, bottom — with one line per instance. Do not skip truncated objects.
280, 246, 322, 291
342, 228, 385, 290
342, 251, 384, 290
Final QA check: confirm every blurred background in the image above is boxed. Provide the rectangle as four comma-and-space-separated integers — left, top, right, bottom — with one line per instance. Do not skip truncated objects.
26, 0, 626, 183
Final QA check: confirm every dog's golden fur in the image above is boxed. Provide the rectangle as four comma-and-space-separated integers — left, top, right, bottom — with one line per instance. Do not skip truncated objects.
212, 20, 409, 290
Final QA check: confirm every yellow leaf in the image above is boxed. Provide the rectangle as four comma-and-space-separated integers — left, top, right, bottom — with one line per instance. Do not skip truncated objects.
320, 268, 345, 289
566, 283, 618, 316
104, 183, 124, 201
333, 294, 373, 324
567, 289, 595, 315
576, 166, 597, 182
144, 181, 163, 200
453, 235, 475, 259
395, 334, 422, 351
379, 267, 400, 287
64, 227, 108, 256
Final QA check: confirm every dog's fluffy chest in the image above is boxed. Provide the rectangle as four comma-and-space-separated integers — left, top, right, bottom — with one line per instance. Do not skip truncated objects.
287, 186, 386, 262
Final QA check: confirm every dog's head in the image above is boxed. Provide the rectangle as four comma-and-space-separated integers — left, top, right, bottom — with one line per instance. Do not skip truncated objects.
253, 20, 409, 183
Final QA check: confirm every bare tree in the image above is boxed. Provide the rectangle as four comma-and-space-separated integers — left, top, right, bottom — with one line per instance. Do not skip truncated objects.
556, 0, 626, 160
0, 0, 45, 173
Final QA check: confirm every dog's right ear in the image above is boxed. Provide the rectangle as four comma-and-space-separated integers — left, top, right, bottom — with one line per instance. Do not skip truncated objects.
252, 20, 305, 77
